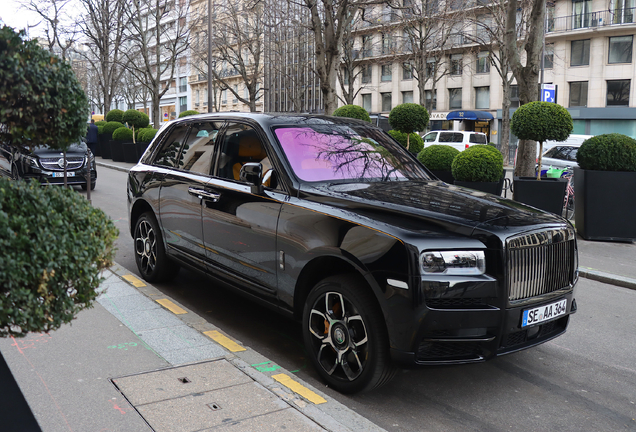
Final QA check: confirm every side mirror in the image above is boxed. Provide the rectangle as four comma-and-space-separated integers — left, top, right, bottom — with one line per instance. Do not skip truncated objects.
240, 162, 263, 193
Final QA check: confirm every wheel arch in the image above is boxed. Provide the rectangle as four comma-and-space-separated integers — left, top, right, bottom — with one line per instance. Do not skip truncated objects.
129, 199, 156, 237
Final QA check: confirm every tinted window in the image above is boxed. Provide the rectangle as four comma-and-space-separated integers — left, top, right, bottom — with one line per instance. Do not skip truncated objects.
543, 147, 559, 157
179, 122, 222, 175
469, 134, 487, 144
439, 132, 462, 143
154, 126, 189, 168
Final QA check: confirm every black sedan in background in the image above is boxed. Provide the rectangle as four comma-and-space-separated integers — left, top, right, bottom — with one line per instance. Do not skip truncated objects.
0, 140, 97, 190
127, 113, 578, 393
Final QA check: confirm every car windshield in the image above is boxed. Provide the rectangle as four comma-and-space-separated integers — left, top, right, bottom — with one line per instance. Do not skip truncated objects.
273, 125, 431, 183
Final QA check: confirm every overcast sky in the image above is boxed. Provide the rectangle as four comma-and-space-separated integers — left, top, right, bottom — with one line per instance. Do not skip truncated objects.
0, 0, 77, 39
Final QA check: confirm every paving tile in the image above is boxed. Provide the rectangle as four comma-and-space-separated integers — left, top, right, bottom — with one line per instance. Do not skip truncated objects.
98, 292, 161, 316
160, 345, 227, 365
98, 281, 141, 298
206, 408, 325, 431
120, 308, 186, 333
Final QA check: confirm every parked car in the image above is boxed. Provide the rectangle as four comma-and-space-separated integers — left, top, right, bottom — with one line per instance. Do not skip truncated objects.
539, 144, 580, 172
422, 130, 488, 151
539, 134, 593, 156
127, 113, 578, 393
0, 139, 97, 190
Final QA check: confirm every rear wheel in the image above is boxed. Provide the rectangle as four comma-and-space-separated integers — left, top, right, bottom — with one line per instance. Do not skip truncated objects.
134, 212, 180, 282
81, 181, 96, 191
303, 274, 396, 393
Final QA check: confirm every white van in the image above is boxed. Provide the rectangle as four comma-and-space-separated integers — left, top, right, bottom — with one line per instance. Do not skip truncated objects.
422, 130, 488, 151
540, 134, 593, 155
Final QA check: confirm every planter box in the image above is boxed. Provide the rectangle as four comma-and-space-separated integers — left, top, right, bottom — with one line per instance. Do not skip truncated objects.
513, 177, 567, 216
98, 133, 112, 159
430, 170, 454, 184
123, 142, 139, 163
455, 179, 503, 195
574, 167, 636, 241
136, 141, 150, 160
110, 140, 126, 162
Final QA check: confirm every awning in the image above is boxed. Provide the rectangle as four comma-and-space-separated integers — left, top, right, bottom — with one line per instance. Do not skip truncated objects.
446, 110, 494, 121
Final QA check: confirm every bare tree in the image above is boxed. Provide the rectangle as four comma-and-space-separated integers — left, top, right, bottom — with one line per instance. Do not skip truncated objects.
123, 0, 197, 126
20, 0, 80, 60
189, 28, 222, 112
337, 10, 367, 106
78, 0, 127, 116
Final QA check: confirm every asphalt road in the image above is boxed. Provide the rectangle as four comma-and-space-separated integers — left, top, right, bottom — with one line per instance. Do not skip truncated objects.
87, 166, 636, 432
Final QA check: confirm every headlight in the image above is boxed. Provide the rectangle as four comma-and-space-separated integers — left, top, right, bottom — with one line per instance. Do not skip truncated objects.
421, 251, 486, 275
24, 155, 39, 168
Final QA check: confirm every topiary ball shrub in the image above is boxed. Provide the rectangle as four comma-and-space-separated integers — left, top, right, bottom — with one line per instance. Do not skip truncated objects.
511, 101, 573, 144
139, 128, 158, 142
0, 178, 118, 337
95, 121, 107, 128
102, 121, 124, 135
97, 125, 105, 135
122, 109, 142, 127
452, 145, 504, 182
388, 103, 429, 134
418, 145, 460, 171
106, 109, 124, 123
576, 133, 636, 172
388, 130, 424, 154
332, 105, 371, 122
112, 126, 133, 141
179, 110, 200, 118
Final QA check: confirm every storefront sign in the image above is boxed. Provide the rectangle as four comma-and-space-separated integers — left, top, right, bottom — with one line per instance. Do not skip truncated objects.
430, 112, 449, 120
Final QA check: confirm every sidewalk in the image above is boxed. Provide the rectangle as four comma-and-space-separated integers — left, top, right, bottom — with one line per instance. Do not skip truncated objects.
0, 264, 385, 432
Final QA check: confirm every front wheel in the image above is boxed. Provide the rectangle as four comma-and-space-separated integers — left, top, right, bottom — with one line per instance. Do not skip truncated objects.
134, 212, 180, 282
303, 274, 396, 393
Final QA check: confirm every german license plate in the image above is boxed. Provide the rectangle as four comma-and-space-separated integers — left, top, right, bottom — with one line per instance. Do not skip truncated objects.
522, 299, 567, 328
52, 172, 74, 177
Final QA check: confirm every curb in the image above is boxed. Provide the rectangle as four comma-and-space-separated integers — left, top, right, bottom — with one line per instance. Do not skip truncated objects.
96, 160, 131, 173
578, 267, 636, 291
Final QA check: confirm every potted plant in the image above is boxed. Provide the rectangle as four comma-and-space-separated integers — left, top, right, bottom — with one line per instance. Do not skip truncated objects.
136, 127, 157, 160
388, 103, 429, 152
332, 104, 372, 122
452, 144, 504, 194
111, 126, 132, 162
574, 133, 636, 241
122, 110, 150, 163
511, 101, 573, 215
417, 144, 460, 183
388, 130, 424, 155
92, 120, 107, 156
178, 109, 200, 118
100, 121, 123, 159
106, 109, 124, 123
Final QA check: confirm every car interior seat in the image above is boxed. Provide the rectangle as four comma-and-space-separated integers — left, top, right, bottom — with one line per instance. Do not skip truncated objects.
232, 132, 267, 180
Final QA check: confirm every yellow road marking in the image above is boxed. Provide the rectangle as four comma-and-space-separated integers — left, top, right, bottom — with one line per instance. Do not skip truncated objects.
204, 330, 246, 352
271, 373, 327, 405
122, 274, 146, 287
156, 299, 187, 315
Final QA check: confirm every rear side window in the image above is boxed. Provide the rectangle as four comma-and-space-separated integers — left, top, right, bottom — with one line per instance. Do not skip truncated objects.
439, 132, 462, 143
423, 132, 437, 142
470, 134, 487, 144
153, 126, 190, 168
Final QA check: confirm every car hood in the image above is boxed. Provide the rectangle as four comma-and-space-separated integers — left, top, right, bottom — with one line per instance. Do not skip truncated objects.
29, 142, 88, 157
303, 180, 565, 238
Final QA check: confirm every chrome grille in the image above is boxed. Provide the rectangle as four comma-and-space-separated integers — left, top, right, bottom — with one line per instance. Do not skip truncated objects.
40, 157, 85, 171
507, 228, 576, 302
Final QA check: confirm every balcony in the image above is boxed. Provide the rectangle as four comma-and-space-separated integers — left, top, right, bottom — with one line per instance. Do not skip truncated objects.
547, 7, 634, 33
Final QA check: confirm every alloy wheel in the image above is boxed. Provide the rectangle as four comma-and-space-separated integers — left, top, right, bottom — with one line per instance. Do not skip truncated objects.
135, 219, 157, 276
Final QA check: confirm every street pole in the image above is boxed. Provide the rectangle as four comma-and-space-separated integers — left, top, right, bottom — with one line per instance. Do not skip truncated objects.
207, 0, 213, 113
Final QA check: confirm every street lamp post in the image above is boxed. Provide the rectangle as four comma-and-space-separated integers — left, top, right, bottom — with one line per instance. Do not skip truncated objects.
207, 0, 213, 112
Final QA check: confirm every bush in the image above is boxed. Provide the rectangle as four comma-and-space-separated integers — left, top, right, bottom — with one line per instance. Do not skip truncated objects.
102, 121, 124, 135
511, 101, 573, 144
389, 103, 429, 134
388, 130, 424, 154
332, 105, 371, 122
122, 109, 146, 128
418, 145, 460, 171
112, 126, 133, 141
576, 133, 636, 172
97, 125, 105, 135
95, 121, 107, 128
452, 145, 504, 182
106, 109, 124, 123
139, 128, 158, 142
0, 178, 118, 337
179, 110, 200, 118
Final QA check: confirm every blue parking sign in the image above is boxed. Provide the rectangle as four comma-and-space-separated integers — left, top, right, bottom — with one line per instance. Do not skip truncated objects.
541, 84, 555, 103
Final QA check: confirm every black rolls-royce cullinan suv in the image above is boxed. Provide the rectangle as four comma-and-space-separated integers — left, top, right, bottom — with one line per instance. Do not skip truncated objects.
127, 113, 578, 393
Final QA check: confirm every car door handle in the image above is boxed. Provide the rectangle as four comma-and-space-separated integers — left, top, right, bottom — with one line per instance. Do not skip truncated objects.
188, 187, 220, 202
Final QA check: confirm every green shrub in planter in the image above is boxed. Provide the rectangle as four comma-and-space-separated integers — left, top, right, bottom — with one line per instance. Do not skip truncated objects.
388, 130, 424, 155
179, 110, 200, 118
576, 133, 636, 172
106, 109, 124, 123
418, 145, 460, 170
95, 120, 107, 128
97, 125, 105, 134
0, 178, 118, 337
102, 121, 124, 135
112, 126, 133, 141
332, 105, 371, 122
388, 103, 429, 152
139, 128, 158, 142
452, 145, 503, 182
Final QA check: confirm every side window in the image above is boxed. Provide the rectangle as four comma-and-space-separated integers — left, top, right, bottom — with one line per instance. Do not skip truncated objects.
451, 133, 464, 143
216, 123, 269, 183
178, 121, 222, 175
469, 134, 487, 144
567, 148, 578, 161
543, 147, 558, 157
153, 126, 190, 168
439, 132, 454, 143
423, 132, 437, 142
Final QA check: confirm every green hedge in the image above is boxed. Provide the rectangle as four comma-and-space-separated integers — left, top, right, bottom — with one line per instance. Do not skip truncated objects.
332, 105, 371, 122
0, 178, 118, 337
388, 130, 424, 155
179, 110, 199, 118
452, 145, 503, 182
95, 121, 107, 128
106, 109, 124, 123
112, 126, 133, 141
138, 128, 158, 142
102, 121, 124, 135
576, 133, 636, 171
417, 145, 460, 171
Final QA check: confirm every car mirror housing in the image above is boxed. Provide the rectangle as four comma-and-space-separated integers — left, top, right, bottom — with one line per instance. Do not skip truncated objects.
240, 162, 263, 193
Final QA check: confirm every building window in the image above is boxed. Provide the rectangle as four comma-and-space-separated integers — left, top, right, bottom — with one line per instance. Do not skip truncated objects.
609, 36, 633, 64
362, 93, 372, 111
343, 69, 350, 85
381, 33, 395, 55
244, 86, 249, 99
381, 92, 392, 111
381, 64, 393, 82
232, 85, 238, 103
402, 62, 413, 80
475, 87, 489, 109
402, 91, 413, 104
569, 81, 588, 107
544, 43, 554, 69
179, 96, 187, 112
450, 54, 463, 75
361, 65, 372, 84
425, 90, 437, 111
571, 39, 590, 66
572, 0, 592, 28
222, 89, 227, 104
476, 51, 490, 74
196, 90, 200, 105
510, 85, 520, 108
611, 0, 634, 24
449, 88, 462, 109
362, 35, 373, 58
426, 59, 436, 78
606, 79, 630, 106
179, 77, 187, 93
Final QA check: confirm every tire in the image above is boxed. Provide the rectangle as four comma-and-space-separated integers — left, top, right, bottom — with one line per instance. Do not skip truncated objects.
133, 212, 180, 282
81, 181, 96, 191
302, 274, 397, 393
